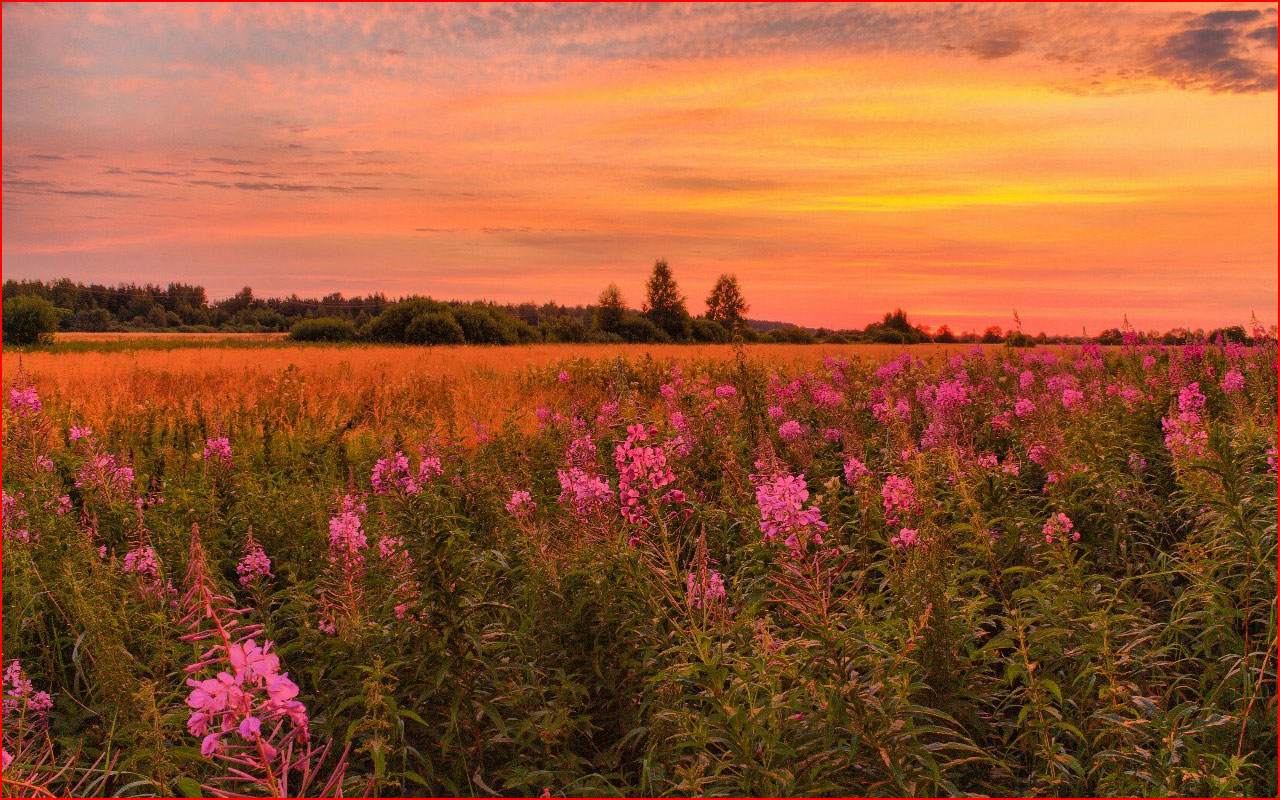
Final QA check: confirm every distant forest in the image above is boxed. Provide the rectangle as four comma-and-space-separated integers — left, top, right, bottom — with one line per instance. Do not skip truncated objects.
1, 261, 1265, 348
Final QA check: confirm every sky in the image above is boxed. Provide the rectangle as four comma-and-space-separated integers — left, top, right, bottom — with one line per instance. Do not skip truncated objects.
2, 2, 1277, 334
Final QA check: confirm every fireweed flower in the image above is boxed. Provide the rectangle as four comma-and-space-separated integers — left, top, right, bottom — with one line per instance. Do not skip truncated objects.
1061, 388, 1085, 410
371, 451, 421, 496
842, 456, 869, 484
123, 544, 176, 601
3, 661, 53, 722
614, 424, 677, 526
556, 467, 613, 517
714, 384, 738, 399
1162, 382, 1209, 460
68, 425, 92, 442
236, 536, 273, 588
890, 528, 920, 549
881, 475, 916, 524
751, 467, 827, 558
778, 420, 806, 442
505, 489, 536, 518
1014, 399, 1036, 418
328, 495, 368, 566
203, 436, 233, 466
686, 566, 727, 609
1220, 369, 1245, 394
2, 492, 32, 544
557, 370, 571, 383
7, 387, 41, 417
1042, 512, 1079, 543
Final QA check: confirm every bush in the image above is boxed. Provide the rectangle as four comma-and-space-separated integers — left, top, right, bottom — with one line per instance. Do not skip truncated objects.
453, 306, 517, 345
691, 317, 731, 344
288, 317, 357, 342
614, 312, 670, 343
2, 294, 59, 345
363, 298, 449, 342
405, 311, 465, 345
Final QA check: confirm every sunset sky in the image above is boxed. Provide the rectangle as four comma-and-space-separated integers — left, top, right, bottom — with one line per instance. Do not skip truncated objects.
3, 3, 1276, 333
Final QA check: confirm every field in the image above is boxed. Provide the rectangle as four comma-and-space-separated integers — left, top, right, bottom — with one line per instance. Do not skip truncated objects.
2, 339, 1276, 797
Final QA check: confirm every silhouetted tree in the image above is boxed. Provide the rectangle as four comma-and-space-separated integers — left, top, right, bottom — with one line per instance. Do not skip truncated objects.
643, 259, 692, 341
705, 273, 749, 330
594, 283, 627, 334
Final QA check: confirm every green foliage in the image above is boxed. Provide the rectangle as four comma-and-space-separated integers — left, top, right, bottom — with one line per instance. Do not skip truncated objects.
3, 294, 60, 345
405, 312, 465, 345
288, 317, 358, 342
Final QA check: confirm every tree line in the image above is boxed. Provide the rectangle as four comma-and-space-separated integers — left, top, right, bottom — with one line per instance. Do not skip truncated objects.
1, 264, 1267, 347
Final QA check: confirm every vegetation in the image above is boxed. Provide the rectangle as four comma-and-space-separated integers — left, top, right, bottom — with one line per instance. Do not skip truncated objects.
2, 295, 59, 346
2, 334, 1276, 796
11, 275, 1264, 350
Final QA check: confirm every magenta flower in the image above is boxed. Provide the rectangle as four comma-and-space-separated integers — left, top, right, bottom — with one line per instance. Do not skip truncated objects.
202, 436, 233, 466
778, 420, 806, 442
843, 456, 869, 484
7, 387, 41, 417
1220, 369, 1245, 394
1042, 512, 1078, 543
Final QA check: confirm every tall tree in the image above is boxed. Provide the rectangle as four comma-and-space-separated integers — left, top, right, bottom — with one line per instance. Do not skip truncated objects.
594, 282, 627, 334
704, 273, 749, 329
642, 259, 691, 341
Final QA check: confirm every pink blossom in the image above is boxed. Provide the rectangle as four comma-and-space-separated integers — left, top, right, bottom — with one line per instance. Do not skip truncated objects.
842, 456, 869, 484
7, 387, 41, 417
890, 528, 920, 548
1042, 512, 1079, 543
202, 436, 232, 465
1220, 369, 1245, 394
752, 467, 827, 558
686, 566, 727, 609
778, 420, 806, 442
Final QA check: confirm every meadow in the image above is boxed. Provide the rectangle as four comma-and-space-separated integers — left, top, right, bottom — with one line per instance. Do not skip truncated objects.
1, 337, 1276, 797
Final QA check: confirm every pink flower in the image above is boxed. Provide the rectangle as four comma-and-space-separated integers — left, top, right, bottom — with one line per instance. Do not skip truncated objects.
714, 384, 738, 399
236, 540, 273, 587
1221, 369, 1245, 394
752, 467, 827, 557
505, 489, 535, 518
687, 566, 727, 609
890, 528, 920, 548
842, 456, 869, 484
202, 436, 233, 465
778, 420, 805, 442
557, 370, 571, 383
1042, 512, 1078, 543
7, 387, 41, 417
881, 475, 916, 524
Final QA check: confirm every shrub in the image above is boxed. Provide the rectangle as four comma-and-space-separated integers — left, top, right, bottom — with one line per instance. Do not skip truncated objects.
288, 317, 358, 342
3, 294, 59, 346
405, 311, 465, 345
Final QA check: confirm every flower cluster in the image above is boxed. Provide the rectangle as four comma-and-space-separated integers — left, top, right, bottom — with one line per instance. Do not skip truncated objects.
614, 424, 676, 526
7, 387, 41, 418
752, 467, 827, 558
371, 451, 422, 496
202, 436, 233, 466
505, 489, 536, 519
3, 491, 32, 544
3, 661, 53, 723
881, 475, 917, 524
1042, 512, 1079, 544
556, 467, 613, 517
1161, 382, 1209, 461
123, 544, 176, 601
890, 528, 920, 549
327, 495, 368, 566
842, 456, 869, 484
686, 565, 727, 609
236, 535, 273, 588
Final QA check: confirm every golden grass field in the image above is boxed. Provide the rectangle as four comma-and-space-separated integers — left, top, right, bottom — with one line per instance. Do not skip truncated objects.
4, 338, 1018, 439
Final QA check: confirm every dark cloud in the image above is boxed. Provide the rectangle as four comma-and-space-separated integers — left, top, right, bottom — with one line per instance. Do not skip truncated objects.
645, 174, 786, 193
1199, 9, 1265, 25
29, 153, 66, 160
1149, 10, 1277, 93
966, 31, 1026, 60
1248, 24, 1278, 47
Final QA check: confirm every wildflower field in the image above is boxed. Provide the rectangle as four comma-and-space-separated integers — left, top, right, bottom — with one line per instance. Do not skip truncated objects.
1, 339, 1276, 797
